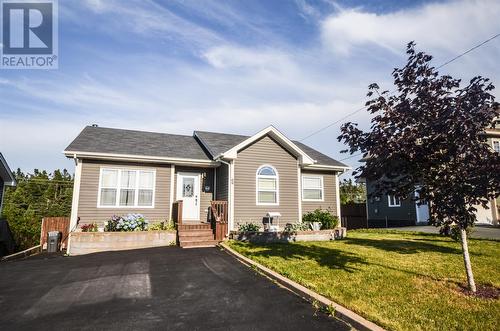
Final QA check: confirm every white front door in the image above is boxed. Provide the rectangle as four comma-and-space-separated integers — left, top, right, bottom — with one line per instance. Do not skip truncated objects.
176, 173, 200, 221
415, 190, 429, 223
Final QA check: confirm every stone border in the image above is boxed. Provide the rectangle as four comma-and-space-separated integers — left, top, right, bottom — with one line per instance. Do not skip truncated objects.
230, 227, 347, 243
1, 245, 41, 262
220, 242, 385, 331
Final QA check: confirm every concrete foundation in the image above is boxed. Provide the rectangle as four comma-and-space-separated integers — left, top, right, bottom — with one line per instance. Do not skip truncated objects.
68, 231, 177, 255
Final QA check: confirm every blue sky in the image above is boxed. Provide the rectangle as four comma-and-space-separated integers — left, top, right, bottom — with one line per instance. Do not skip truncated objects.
1, 0, 499, 175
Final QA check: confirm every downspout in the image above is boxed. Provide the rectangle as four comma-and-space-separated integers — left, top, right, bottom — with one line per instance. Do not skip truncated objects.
218, 158, 232, 234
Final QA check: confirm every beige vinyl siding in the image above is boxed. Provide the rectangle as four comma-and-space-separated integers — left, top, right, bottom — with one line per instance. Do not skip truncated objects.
301, 170, 339, 216
216, 164, 228, 201
77, 160, 171, 225
234, 135, 299, 227
174, 166, 214, 222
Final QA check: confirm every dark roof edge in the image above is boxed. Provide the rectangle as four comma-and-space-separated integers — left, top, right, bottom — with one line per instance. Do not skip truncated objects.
0, 153, 16, 186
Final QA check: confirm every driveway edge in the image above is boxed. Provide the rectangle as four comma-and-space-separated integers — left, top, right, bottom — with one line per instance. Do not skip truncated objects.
220, 242, 386, 331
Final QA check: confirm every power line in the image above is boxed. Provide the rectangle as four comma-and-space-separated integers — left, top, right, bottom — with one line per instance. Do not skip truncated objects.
339, 153, 362, 161
299, 32, 500, 142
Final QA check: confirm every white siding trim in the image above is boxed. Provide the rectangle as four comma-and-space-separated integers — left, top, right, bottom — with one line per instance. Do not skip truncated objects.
169, 165, 175, 218
70, 158, 82, 232
297, 162, 302, 222
230, 161, 235, 232
335, 173, 341, 221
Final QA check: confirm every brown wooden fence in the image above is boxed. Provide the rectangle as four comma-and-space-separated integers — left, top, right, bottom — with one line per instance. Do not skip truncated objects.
341, 203, 368, 230
40, 217, 70, 250
210, 201, 228, 241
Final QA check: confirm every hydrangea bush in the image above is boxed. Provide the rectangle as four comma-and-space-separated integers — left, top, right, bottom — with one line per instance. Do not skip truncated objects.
104, 214, 149, 232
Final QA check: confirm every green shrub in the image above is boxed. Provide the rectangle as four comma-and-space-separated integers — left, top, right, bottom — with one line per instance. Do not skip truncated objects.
238, 223, 261, 232
284, 222, 312, 232
302, 209, 339, 229
149, 220, 176, 231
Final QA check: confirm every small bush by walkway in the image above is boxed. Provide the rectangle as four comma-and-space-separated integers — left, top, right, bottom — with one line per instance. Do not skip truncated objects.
227, 230, 500, 331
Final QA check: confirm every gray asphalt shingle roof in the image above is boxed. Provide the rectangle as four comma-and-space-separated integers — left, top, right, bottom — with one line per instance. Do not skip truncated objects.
66, 126, 347, 167
65, 126, 212, 160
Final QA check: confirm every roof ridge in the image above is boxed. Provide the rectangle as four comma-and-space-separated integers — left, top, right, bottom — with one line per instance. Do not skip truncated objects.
85, 125, 194, 139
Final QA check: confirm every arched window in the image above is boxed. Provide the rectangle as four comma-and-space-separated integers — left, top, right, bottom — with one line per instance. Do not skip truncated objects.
256, 165, 279, 205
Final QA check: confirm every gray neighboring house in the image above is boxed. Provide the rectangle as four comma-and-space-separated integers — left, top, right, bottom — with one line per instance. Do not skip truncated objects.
65, 125, 349, 233
363, 117, 500, 227
0, 153, 17, 215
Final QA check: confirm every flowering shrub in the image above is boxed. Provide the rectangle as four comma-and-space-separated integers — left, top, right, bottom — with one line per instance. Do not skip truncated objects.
104, 214, 149, 232
302, 209, 339, 229
81, 222, 98, 232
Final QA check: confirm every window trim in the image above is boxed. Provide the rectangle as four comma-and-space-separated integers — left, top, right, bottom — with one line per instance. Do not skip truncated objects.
492, 138, 500, 153
97, 167, 156, 208
256, 165, 279, 206
388, 195, 401, 207
301, 175, 324, 202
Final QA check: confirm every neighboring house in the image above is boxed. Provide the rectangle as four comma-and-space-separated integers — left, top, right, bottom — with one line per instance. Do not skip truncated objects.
363, 118, 500, 227
0, 153, 17, 216
364, 182, 430, 227
65, 125, 349, 236
474, 118, 500, 225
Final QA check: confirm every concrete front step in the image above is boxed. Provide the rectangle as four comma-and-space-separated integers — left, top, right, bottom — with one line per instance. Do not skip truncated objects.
180, 240, 218, 248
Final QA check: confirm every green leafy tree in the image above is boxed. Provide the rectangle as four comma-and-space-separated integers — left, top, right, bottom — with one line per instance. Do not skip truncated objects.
340, 178, 366, 204
1, 169, 73, 250
338, 42, 499, 292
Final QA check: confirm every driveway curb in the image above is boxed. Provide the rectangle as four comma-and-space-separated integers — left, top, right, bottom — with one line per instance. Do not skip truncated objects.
220, 242, 386, 331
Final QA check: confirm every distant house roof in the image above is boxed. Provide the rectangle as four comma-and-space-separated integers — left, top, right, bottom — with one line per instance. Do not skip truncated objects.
0, 153, 16, 186
65, 126, 348, 169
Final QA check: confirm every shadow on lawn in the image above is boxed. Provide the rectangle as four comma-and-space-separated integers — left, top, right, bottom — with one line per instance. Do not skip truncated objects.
342, 237, 463, 255
242, 243, 367, 273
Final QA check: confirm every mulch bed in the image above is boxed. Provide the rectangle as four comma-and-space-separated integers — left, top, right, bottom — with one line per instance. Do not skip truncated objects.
458, 284, 500, 299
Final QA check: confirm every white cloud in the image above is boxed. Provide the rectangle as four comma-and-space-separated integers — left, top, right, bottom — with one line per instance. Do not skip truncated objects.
321, 0, 500, 56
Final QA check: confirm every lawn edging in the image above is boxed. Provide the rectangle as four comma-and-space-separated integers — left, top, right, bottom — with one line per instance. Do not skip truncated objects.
220, 241, 385, 331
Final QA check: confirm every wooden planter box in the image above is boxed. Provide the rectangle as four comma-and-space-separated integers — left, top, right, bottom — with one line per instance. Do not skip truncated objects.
68, 231, 177, 255
230, 227, 347, 244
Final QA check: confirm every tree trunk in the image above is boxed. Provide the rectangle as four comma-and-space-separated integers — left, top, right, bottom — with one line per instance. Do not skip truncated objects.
460, 228, 476, 292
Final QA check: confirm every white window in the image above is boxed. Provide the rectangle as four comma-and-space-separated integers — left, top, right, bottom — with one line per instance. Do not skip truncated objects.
493, 139, 500, 153
302, 176, 324, 201
256, 165, 279, 205
388, 195, 401, 207
98, 168, 155, 208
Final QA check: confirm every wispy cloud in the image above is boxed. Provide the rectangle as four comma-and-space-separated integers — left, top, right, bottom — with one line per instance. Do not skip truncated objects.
321, 0, 500, 56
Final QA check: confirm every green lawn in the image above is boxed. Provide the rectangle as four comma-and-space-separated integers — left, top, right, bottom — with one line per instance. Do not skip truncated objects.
227, 230, 500, 331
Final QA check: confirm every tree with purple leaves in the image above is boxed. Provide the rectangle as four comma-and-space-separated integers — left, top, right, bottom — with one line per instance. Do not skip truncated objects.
338, 42, 500, 293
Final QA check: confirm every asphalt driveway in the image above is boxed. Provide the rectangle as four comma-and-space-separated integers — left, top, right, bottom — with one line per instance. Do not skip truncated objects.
0, 247, 350, 331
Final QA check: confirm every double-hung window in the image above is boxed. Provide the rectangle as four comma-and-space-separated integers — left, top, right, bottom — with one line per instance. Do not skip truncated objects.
388, 195, 401, 207
98, 168, 155, 208
302, 176, 324, 201
256, 165, 279, 205
493, 139, 500, 153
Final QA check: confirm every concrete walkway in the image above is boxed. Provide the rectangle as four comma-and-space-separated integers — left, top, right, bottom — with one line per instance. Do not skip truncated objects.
386, 225, 500, 240
0, 247, 350, 331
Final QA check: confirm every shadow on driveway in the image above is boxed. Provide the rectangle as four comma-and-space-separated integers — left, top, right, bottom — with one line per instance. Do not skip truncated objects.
0, 247, 350, 331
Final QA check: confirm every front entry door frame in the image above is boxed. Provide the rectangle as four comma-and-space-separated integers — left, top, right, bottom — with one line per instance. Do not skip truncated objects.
176, 172, 201, 221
